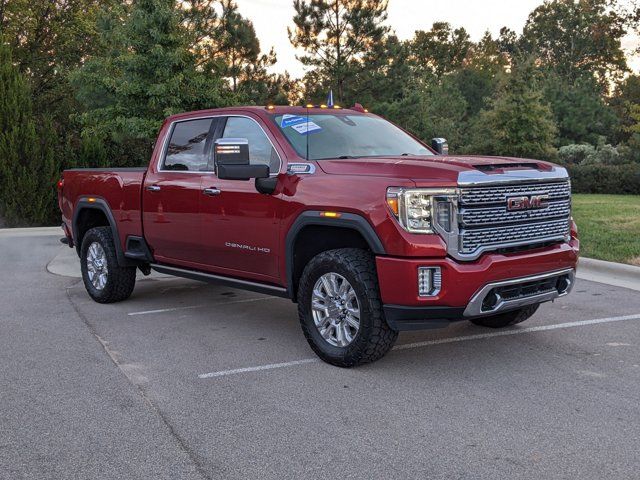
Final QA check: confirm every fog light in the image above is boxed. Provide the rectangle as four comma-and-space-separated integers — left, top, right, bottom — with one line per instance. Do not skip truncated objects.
418, 267, 441, 297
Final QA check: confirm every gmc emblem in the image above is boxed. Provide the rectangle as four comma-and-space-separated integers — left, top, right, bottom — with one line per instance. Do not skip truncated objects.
507, 195, 549, 211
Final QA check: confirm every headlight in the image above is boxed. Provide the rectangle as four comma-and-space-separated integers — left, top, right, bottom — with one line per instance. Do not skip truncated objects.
386, 187, 457, 234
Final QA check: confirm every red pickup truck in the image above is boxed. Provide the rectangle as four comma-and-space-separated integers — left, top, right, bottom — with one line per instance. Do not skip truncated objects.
59, 105, 579, 367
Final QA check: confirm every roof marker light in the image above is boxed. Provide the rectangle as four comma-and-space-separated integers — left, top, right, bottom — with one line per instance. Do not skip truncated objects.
266, 105, 275, 110
333, 105, 341, 109
320, 104, 327, 109
87, 197, 97, 203
320, 211, 341, 218
306, 104, 314, 108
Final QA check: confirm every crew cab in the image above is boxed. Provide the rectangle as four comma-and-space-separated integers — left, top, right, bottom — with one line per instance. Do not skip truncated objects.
58, 105, 579, 367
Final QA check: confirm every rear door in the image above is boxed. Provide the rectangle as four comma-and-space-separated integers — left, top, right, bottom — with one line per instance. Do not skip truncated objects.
199, 115, 283, 281
142, 117, 218, 265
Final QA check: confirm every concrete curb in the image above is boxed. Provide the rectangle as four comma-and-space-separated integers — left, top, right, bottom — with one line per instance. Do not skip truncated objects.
577, 257, 640, 292
0, 226, 61, 237
47, 245, 170, 281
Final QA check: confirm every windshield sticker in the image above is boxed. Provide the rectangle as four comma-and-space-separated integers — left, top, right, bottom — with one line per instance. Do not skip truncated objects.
290, 121, 322, 135
280, 114, 307, 128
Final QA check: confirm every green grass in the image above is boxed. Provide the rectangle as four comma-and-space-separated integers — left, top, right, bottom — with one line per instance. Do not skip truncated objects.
571, 194, 640, 265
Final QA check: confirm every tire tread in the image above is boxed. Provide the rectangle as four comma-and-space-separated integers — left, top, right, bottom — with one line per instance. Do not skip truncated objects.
297, 248, 397, 367
80, 226, 136, 303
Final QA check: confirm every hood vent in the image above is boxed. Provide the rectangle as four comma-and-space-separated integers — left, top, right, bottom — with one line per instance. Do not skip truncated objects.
474, 162, 541, 172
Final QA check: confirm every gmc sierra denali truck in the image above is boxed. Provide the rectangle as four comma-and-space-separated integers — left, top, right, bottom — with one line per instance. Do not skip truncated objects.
58, 105, 579, 367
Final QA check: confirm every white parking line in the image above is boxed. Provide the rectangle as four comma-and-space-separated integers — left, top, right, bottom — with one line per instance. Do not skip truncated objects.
199, 359, 319, 378
198, 313, 640, 379
128, 297, 277, 316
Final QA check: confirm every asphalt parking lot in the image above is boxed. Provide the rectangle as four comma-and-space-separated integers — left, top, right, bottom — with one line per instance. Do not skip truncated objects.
1, 230, 640, 480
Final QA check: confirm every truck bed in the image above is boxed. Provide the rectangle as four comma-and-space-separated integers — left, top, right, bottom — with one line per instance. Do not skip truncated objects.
60, 168, 147, 252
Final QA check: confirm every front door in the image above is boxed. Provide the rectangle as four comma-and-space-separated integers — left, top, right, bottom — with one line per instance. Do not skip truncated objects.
199, 115, 283, 282
142, 117, 217, 266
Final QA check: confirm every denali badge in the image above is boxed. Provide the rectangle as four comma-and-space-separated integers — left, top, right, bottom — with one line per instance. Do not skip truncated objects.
507, 194, 549, 211
225, 242, 270, 253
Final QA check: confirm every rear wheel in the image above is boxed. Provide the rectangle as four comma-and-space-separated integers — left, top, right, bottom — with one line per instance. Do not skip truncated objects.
469, 304, 539, 328
297, 248, 398, 367
80, 226, 136, 303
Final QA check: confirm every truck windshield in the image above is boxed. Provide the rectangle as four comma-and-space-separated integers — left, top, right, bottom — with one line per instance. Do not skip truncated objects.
274, 114, 433, 160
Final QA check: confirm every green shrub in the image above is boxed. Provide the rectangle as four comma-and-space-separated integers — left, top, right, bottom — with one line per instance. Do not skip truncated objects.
0, 44, 60, 226
567, 163, 640, 194
558, 144, 595, 165
583, 144, 622, 165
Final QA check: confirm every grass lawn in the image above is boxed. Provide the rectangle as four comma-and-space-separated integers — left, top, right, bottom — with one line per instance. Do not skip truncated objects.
571, 194, 640, 265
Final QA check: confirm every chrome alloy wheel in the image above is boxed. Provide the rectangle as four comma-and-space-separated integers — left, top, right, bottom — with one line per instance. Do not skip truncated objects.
86, 242, 109, 290
311, 272, 361, 347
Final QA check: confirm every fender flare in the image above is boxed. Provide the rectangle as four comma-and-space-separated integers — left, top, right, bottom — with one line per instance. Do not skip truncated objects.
285, 211, 386, 299
72, 198, 132, 267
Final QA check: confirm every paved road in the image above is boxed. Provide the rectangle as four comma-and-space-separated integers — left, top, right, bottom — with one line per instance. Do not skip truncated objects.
1, 232, 639, 479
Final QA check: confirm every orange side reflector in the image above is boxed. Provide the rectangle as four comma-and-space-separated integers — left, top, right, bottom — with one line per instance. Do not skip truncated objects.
320, 211, 341, 218
386, 197, 399, 216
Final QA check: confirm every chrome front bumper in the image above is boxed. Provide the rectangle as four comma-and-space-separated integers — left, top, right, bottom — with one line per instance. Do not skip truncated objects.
463, 268, 575, 317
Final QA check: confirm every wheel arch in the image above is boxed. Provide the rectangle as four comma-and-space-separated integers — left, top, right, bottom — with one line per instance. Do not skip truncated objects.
285, 211, 386, 301
73, 198, 130, 266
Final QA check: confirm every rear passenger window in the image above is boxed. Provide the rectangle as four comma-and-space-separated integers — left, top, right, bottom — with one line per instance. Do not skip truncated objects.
162, 118, 213, 171
222, 117, 280, 173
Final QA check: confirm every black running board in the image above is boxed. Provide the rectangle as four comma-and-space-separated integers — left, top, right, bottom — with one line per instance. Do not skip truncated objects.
150, 264, 290, 299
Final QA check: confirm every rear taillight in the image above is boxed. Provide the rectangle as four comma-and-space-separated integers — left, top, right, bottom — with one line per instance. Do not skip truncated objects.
57, 178, 64, 210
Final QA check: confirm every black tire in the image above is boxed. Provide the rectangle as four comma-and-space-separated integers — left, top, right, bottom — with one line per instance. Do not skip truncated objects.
80, 226, 136, 303
469, 304, 540, 328
297, 248, 398, 367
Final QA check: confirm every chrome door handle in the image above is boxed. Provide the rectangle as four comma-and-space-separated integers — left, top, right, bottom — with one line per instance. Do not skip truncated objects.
145, 185, 161, 192
203, 187, 221, 196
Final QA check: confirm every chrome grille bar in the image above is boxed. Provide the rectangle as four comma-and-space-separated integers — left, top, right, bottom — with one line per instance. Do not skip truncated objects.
459, 181, 571, 206
460, 198, 571, 227
460, 218, 570, 254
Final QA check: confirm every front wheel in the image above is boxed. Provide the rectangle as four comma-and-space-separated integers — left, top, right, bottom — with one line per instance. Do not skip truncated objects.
469, 304, 540, 328
80, 226, 136, 303
297, 248, 398, 367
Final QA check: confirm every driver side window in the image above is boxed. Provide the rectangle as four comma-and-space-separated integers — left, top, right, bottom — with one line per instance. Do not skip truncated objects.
222, 117, 280, 173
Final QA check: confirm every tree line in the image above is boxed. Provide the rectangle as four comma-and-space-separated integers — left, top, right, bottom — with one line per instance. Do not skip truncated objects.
0, 0, 639, 225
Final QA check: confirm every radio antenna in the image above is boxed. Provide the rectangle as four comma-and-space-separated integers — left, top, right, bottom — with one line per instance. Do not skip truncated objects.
305, 103, 310, 161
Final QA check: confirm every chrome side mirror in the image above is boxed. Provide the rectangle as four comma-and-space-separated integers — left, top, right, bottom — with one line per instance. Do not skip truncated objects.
214, 138, 268, 180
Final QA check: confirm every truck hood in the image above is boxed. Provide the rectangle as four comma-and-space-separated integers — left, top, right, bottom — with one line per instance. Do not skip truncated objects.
316, 155, 559, 185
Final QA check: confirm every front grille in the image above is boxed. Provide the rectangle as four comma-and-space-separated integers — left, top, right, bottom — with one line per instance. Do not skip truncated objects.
456, 179, 571, 258
459, 181, 571, 206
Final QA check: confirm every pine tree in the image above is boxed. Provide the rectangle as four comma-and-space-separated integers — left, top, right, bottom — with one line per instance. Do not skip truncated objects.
470, 60, 558, 160
289, 0, 389, 103
72, 0, 230, 156
0, 43, 59, 226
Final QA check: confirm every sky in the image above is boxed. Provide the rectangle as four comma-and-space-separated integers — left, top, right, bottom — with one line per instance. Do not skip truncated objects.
234, 0, 640, 76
